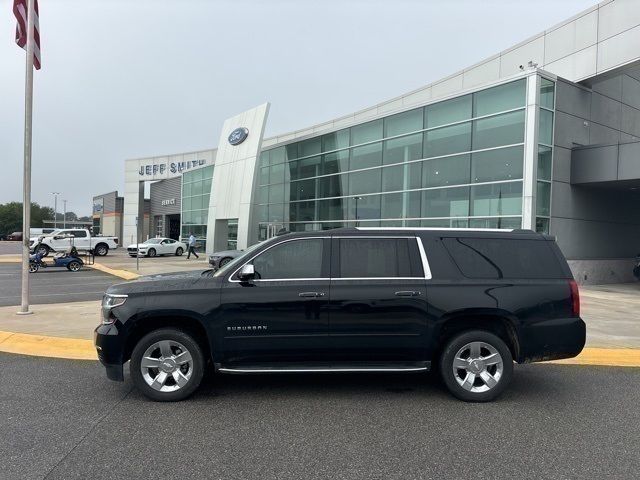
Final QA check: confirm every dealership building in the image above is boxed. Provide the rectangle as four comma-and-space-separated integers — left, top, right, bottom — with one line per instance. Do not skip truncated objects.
117, 0, 640, 283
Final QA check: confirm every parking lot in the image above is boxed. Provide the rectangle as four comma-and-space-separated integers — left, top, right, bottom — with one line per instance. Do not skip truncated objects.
0, 264, 118, 307
1, 353, 639, 480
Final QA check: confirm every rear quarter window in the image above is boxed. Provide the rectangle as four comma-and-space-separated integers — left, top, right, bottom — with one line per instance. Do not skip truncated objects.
442, 237, 566, 279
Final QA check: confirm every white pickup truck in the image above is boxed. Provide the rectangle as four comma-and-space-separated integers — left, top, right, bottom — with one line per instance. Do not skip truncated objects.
30, 228, 119, 257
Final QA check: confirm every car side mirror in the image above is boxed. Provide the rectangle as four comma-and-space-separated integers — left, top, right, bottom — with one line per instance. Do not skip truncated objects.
238, 264, 255, 282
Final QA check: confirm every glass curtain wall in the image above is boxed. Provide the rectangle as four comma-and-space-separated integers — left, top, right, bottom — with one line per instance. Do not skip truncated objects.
256, 78, 528, 239
536, 77, 555, 234
181, 165, 214, 249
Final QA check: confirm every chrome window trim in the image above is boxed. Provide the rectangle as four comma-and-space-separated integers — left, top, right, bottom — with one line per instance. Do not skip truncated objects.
228, 235, 434, 282
416, 237, 432, 280
228, 236, 329, 283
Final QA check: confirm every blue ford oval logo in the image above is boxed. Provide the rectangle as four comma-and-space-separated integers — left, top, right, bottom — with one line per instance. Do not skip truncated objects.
228, 127, 249, 145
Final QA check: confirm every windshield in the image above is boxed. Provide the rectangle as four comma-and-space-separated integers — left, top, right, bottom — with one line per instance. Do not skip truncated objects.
212, 241, 264, 278
144, 238, 163, 244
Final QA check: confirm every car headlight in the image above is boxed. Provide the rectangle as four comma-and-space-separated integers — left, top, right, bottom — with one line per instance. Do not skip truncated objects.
101, 294, 127, 324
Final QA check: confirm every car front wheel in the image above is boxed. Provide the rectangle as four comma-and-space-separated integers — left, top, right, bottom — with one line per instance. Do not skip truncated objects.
147, 248, 156, 257
439, 330, 513, 402
175, 247, 183, 256
130, 328, 205, 402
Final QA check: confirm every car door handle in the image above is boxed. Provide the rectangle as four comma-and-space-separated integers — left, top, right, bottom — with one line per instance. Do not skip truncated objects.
394, 291, 421, 297
298, 292, 326, 298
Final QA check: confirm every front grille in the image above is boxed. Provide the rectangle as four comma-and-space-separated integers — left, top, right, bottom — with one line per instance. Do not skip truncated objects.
127, 247, 137, 252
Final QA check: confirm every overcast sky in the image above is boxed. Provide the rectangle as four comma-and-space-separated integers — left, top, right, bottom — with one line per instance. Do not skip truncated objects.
1, 0, 597, 216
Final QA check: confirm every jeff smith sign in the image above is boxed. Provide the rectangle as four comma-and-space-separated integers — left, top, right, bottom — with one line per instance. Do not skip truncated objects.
139, 159, 207, 177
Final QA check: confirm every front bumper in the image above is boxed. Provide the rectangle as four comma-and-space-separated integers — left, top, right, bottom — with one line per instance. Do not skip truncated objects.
94, 323, 125, 381
517, 317, 586, 363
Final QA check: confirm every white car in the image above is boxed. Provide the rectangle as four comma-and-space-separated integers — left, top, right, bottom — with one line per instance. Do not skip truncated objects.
127, 238, 186, 257
29, 228, 119, 257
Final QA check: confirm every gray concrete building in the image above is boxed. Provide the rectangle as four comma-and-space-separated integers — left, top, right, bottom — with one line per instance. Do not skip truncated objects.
116, 0, 640, 283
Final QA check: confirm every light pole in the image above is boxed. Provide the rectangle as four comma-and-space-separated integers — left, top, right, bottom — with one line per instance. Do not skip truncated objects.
51, 192, 60, 228
63, 199, 67, 228
353, 196, 362, 227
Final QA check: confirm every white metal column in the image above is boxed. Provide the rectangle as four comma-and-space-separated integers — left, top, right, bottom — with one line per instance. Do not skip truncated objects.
522, 73, 541, 230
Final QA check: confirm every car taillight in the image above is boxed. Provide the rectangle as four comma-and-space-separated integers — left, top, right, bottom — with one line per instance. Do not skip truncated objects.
569, 279, 580, 317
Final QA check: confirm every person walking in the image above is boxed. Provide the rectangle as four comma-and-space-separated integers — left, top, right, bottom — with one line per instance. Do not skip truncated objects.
186, 233, 199, 259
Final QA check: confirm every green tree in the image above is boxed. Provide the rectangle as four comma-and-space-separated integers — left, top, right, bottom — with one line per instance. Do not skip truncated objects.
0, 202, 55, 235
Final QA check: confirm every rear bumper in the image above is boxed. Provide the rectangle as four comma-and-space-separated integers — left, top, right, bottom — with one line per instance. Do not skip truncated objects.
94, 324, 125, 382
517, 317, 586, 363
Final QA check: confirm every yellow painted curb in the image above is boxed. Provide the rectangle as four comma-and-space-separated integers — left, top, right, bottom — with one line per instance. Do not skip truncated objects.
0, 256, 21, 263
549, 347, 640, 367
90, 262, 140, 281
0, 330, 97, 360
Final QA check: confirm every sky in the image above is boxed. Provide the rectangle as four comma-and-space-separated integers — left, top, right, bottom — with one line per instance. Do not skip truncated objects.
1, 0, 598, 216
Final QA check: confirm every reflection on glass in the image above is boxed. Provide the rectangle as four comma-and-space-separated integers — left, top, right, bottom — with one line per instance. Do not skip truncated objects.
470, 182, 522, 216
471, 146, 523, 183
424, 122, 472, 158
472, 110, 525, 150
423, 154, 470, 187
383, 133, 423, 164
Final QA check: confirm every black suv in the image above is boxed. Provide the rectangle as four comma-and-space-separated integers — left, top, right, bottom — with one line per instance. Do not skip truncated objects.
95, 228, 585, 402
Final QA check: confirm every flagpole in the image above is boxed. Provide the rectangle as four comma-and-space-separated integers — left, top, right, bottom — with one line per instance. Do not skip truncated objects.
18, 0, 35, 315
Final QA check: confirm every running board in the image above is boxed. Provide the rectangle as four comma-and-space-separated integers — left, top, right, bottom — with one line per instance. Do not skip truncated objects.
217, 361, 430, 374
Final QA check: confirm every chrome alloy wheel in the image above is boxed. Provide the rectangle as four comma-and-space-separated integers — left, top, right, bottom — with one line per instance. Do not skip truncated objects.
452, 341, 504, 393
140, 340, 193, 392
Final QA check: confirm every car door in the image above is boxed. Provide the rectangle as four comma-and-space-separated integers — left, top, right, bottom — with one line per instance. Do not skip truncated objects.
328, 235, 429, 361
72, 230, 89, 249
160, 239, 172, 255
50, 230, 74, 250
216, 236, 331, 364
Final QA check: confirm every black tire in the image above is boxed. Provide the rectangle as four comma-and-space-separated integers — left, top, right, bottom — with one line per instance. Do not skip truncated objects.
147, 248, 156, 258
36, 245, 49, 257
219, 257, 232, 267
175, 247, 184, 256
67, 260, 82, 272
94, 243, 109, 256
130, 328, 205, 402
29, 262, 39, 273
439, 330, 513, 402
633, 265, 640, 281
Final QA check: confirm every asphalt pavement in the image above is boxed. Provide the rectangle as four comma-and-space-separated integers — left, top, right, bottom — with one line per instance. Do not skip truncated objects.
1, 353, 638, 480
0, 264, 117, 306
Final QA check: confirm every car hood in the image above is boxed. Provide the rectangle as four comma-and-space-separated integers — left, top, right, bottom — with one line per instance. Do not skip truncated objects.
106, 269, 221, 295
209, 249, 241, 258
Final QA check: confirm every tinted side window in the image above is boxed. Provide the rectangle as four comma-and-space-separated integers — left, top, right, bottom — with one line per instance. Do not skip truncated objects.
338, 238, 412, 278
72, 231, 87, 238
443, 237, 565, 279
252, 239, 324, 279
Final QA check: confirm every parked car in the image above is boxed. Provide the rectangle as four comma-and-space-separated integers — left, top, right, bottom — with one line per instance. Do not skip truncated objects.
29, 228, 118, 257
208, 249, 242, 269
95, 227, 585, 403
6, 231, 23, 241
127, 238, 186, 257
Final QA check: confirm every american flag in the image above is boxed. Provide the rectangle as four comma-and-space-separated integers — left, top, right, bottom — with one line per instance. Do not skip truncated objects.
13, 0, 41, 70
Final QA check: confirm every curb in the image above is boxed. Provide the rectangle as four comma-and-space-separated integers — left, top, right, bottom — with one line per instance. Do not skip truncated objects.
549, 347, 640, 367
0, 331, 638, 366
0, 330, 97, 360
90, 262, 140, 281
0, 256, 21, 263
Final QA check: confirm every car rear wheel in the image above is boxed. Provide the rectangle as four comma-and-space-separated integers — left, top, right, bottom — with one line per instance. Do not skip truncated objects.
147, 248, 156, 258
36, 245, 49, 257
439, 330, 513, 402
130, 328, 205, 402
94, 243, 109, 256
67, 260, 82, 272
175, 247, 183, 256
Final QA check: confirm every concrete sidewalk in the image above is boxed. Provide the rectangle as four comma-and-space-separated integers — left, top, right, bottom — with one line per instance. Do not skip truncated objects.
0, 284, 637, 347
